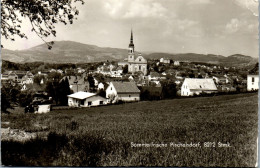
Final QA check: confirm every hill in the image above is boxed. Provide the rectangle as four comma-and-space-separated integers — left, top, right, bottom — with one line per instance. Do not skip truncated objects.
1, 41, 128, 63
144, 53, 257, 66
1, 41, 258, 66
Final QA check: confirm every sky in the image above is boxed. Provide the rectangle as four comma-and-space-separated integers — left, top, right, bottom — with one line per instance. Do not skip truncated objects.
1, 0, 259, 57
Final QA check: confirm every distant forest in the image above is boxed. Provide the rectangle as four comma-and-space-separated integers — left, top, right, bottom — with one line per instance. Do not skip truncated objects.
1, 60, 104, 73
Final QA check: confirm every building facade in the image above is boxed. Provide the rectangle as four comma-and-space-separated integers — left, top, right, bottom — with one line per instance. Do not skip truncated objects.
68, 91, 107, 107
247, 74, 259, 91
181, 78, 218, 96
106, 81, 140, 103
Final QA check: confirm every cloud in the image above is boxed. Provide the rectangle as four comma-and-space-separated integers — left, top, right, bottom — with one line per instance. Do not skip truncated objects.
187, 0, 213, 5
225, 18, 240, 33
103, 0, 125, 18
233, 0, 258, 16
225, 18, 257, 34
123, 0, 167, 18
103, 0, 167, 19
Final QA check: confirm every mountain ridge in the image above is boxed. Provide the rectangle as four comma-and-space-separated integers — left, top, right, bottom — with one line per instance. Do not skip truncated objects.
1, 41, 258, 66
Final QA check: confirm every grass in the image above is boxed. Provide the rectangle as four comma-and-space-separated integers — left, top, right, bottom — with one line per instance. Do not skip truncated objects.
1, 92, 258, 167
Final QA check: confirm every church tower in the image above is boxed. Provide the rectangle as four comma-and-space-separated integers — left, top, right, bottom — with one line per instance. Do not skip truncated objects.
128, 29, 135, 62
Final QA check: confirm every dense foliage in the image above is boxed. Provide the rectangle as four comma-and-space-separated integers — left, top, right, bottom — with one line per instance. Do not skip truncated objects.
1, 0, 84, 49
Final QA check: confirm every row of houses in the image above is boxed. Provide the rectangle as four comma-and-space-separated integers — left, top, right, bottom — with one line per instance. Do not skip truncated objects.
68, 74, 259, 107
67, 81, 140, 107
1, 71, 34, 84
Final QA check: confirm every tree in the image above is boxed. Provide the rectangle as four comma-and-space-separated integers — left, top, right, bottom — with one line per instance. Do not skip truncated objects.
87, 75, 95, 92
57, 77, 71, 105
97, 89, 106, 98
18, 90, 34, 107
1, 82, 21, 112
162, 82, 177, 99
34, 75, 45, 85
1, 0, 84, 49
123, 65, 128, 74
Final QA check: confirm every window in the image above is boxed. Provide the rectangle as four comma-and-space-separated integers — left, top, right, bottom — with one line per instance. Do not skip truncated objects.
252, 77, 255, 83
199, 85, 202, 88
100, 101, 103, 105
88, 101, 92, 106
129, 95, 131, 97
139, 66, 141, 70
111, 87, 112, 90
139, 58, 141, 61
81, 100, 84, 105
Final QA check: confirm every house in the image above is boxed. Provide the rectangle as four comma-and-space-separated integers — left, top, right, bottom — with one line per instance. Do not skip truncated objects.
35, 105, 51, 114
160, 58, 164, 63
128, 75, 134, 81
21, 84, 28, 91
148, 72, 166, 81
181, 78, 218, 96
98, 82, 104, 90
67, 91, 107, 107
247, 74, 259, 91
21, 75, 34, 84
116, 66, 123, 74
174, 61, 180, 66
14, 71, 27, 83
106, 81, 140, 103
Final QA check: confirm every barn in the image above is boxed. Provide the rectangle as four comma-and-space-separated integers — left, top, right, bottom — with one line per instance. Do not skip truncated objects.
181, 78, 218, 96
67, 91, 107, 107
106, 81, 140, 103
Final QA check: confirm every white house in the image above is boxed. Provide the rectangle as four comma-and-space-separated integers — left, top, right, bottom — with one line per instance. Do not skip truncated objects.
21, 75, 34, 84
181, 78, 218, 96
106, 81, 140, 103
67, 91, 107, 107
247, 74, 259, 91
174, 61, 180, 66
98, 82, 104, 90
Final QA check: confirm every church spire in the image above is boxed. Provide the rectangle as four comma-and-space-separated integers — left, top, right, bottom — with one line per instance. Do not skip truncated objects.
130, 29, 133, 44
129, 29, 134, 48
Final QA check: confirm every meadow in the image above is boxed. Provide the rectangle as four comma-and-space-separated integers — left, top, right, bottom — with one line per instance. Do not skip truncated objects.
1, 93, 258, 167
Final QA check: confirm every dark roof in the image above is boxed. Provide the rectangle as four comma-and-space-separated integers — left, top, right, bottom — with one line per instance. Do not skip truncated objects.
112, 82, 140, 93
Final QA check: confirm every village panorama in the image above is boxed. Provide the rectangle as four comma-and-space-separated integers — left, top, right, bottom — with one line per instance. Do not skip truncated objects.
1, 29, 258, 167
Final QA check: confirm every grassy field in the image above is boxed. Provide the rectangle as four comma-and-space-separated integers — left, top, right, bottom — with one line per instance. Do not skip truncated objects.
1, 93, 258, 167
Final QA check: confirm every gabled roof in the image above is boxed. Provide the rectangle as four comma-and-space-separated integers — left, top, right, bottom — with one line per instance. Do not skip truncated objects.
135, 55, 147, 63
111, 81, 140, 93
184, 78, 217, 91
67, 91, 96, 100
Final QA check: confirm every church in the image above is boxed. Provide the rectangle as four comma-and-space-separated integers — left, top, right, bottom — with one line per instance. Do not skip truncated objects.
118, 30, 147, 75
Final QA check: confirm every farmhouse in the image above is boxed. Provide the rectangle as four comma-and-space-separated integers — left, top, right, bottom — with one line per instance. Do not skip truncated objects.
247, 74, 259, 91
106, 81, 140, 103
181, 78, 218, 96
67, 91, 107, 107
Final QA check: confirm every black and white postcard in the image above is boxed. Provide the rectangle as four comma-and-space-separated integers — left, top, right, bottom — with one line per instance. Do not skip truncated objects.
1, 0, 259, 167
